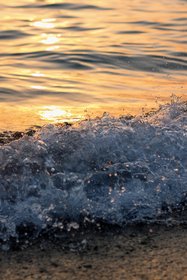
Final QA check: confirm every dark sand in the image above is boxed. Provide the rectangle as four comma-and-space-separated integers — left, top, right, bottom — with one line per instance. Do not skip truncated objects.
0, 224, 186, 280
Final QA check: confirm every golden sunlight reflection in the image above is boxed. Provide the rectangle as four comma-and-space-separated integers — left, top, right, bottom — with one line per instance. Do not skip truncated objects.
41, 34, 61, 45
0, 100, 161, 131
45, 45, 60, 51
31, 85, 46, 90
39, 106, 83, 122
31, 71, 45, 77
1, 0, 187, 132
31, 18, 56, 29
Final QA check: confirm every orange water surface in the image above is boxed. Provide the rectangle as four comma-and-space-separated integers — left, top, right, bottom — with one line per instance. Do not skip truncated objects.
0, 0, 187, 130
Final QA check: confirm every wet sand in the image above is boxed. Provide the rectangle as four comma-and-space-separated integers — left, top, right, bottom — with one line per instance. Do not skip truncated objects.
0, 224, 186, 280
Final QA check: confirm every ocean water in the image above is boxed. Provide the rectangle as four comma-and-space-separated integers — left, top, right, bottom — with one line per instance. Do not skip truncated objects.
0, 0, 187, 248
0, 0, 187, 130
0, 101, 187, 248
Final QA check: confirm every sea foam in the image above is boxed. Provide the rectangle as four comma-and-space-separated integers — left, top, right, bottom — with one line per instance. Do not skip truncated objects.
0, 101, 187, 247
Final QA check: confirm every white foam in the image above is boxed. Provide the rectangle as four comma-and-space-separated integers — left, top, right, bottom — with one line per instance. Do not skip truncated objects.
0, 102, 187, 246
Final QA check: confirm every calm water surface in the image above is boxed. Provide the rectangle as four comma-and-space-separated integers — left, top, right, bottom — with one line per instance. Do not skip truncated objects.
0, 0, 187, 130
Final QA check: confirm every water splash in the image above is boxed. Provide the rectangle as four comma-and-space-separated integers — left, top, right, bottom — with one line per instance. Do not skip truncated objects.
0, 101, 187, 247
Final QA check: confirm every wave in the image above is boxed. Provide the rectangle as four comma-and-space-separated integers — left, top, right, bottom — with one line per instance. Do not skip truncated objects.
0, 30, 29, 40
0, 101, 187, 248
2, 50, 187, 73
14, 3, 112, 11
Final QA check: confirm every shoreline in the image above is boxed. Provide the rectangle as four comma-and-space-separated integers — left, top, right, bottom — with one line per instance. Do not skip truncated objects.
0, 102, 187, 279
0, 224, 187, 280
1, 100, 186, 146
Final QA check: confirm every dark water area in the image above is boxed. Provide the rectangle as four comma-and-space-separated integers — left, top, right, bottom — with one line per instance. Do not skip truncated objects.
0, 0, 187, 130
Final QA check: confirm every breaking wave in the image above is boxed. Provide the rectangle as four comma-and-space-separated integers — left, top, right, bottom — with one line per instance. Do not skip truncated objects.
0, 101, 187, 248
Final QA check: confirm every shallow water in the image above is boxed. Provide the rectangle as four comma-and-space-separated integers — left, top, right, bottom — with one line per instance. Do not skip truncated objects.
0, 102, 187, 247
0, 0, 187, 130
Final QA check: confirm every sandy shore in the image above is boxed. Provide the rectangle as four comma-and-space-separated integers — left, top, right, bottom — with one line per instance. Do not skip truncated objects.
0, 224, 186, 280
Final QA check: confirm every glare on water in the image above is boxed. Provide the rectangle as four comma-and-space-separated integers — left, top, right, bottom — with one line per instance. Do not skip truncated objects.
0, 0, 187, 130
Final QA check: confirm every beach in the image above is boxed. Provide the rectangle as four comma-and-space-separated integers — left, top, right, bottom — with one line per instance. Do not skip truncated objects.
1, 1, 187, 279
0, 224, 187, 280
0, 102, 187, 280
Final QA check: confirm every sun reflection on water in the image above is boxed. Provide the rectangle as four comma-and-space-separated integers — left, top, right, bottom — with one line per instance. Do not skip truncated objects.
31, 85, 46, 90
39, 106, 83, 123
31, 18, 56, 29
31, 17, 61, 50
1, 0, 187, 132
41, 34, 60, 45
31, 71, 45, 77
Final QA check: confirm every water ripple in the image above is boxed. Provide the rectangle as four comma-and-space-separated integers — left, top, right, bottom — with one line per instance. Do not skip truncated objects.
16, 3, 112, 11
2, 50, 187, 73
0, 0, 187, 125
0, 30, 29, 40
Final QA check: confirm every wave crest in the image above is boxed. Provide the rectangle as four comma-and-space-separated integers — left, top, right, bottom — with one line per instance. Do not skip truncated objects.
0, 101, 187, 248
